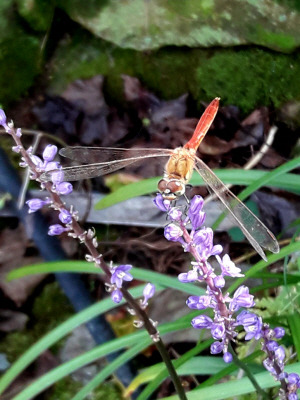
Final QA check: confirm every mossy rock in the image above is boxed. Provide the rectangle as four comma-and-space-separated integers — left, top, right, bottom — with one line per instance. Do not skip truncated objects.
48, 30, 300, 114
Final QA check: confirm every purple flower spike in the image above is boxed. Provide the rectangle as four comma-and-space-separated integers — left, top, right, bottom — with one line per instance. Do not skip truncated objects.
48, 224, 67, 236
210, 341, 224, 354
43, 145, 57, 162
216, 254, 244, 277
111, 289, 123, 304
273, 327, 285, 339
26, 198, 50, 213
153, 193, 170, 212
142, 283, 155, 305
230, 285, 254, 312
0, 109, 7, 127
111, 265, 133, 288
59, 209, 72, 224
223, 352, 233, 363
164, 223, 183, 242
188, 195, 205, 229
191, 314, 213, 329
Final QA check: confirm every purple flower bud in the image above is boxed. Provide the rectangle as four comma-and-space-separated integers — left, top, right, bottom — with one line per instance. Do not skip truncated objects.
43, 145, 58, 162
50, 170, 65, 184
169, 208, 182, 221
287, 394, 298, 400
266, 341, 278, 351
274, 346, 285, 363
12, 145, 22, 153
213, 275, 225, 288
211, 323, 225, 340
288, 373, 300, 385
59, 209, 72, 224
186, 295, 211, 309
141, 283, 155, 305
26, 198, 49, 213
153, 193, 170, 212
210, 341, 224, 354
188, 195, 205, 229
0, 109, 7, 127
111, 265, 133, 288
48, 224, 66, 236
273, 327, 285, 339
230, 285, 254, 312
223, 352, 233, 363
178, 269, 198, 283
263, 358, 276, 374
164, 223, 183, 242
45, 161, 60, 171
191, 314, 213, 329
31, 155, 44, 168
16, 128, 22, 137
111, 289, 123, 303
216, 254, 244, 277
56, 182, 73, 195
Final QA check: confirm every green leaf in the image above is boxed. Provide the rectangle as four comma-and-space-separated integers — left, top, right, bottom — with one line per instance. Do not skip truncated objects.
7, 260, 205, 296
161, 363, 300, 400
95, 169, 300, 210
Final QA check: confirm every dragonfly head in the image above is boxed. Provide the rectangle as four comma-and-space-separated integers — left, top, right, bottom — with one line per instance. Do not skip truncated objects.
157, 178, 185, 201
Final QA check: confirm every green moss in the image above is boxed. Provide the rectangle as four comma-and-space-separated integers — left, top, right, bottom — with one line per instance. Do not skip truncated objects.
0, 282, 73, 362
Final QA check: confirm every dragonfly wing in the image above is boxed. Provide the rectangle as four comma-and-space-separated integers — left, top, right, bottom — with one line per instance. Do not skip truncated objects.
41, 150, 170, 182
194, 157, 279, 260
59, 147, 170, 163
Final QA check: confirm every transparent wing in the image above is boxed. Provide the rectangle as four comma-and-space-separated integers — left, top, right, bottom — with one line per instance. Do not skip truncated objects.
59, 146, 171, 163
194, 157, 279, 260
41, 147, 170, 182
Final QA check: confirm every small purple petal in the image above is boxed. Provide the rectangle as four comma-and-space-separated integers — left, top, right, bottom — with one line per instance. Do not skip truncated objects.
266, 341, 278, 351
223, 352, 233, 363
230, 285, 254, 312
188, 196, 205, 229
56, 181, 73, 195
213, 275, 225, 288
111, 289, 123, 303
216, 254, 244, 277
31, 155, 44, 168
274, 346, 285, 363
43, 145, 57, 162
168, 208, 182, 221
45, 161, 60, 171
191, 314, 213, 329
26, 198, 49, 213
273, 327, 285, 339
153, 193, 170, 212
59, 209, 72, 224
142, 283, 155, 305
288, 373, 300, 385
211, 323, 225, 340
48, 224, 66, 236
0, 109, 7, 127
178, 269, 198, 283
186, 295, 211, 310
164, 223, 183, 242
50, 170, 65, 184
110, 265, 133, 288
210, 341, 224, 354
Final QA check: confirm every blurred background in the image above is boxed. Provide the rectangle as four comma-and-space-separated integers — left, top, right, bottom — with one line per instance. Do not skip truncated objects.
0, 1, 300, 399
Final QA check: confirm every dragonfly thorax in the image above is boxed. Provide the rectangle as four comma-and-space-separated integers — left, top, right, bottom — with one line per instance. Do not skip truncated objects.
157, 178, 185, 200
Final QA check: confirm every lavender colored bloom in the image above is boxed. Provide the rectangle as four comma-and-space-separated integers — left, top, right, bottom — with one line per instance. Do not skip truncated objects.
111, 289, 123, 303
230, 285, 254, 312
45, 161, 60, 171
164, 223, 183, 242
210, 341, 224, 354
188, 195, 206, 229
266, 341, 279, 351
56, 182, 73, 195
191, 314, 213, 329
169, 207, 182, 221
274, 346, 285, 363
141, 283, 155, 305
223, 352, 233, 363
211, 323, 225, 340
26, 198, 49, 213
193, 228, 222, 259
0, 109, 7, 127
274, 327, 285, 339
236, 310, 263, 340
213, 275, 225, 288
48, 224, 67, 236
31, 155, 44, 168
178, 269, 198, 283
153, 193, 170, 212
111, 265, 133, 289
59, 209, 72, 224
288, 373, 300, 386
288, 394, 298, 400
50, 170, 65, 184
43, 145, 57, 162
216, 254, 244, 277
186, 295, 211, 310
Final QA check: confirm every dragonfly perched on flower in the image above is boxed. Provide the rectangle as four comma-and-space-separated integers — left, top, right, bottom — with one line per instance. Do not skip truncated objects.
42, 98, 279, 260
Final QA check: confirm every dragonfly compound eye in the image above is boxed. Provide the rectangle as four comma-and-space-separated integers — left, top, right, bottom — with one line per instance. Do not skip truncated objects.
157, 179, 168, 193
167, 180, 185, 197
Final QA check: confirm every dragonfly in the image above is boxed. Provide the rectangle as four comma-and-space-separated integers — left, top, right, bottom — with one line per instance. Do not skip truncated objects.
42, 98, 279, 261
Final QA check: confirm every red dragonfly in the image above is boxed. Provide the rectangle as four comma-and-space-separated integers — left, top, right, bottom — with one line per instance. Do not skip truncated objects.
43, 98, 279, 260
